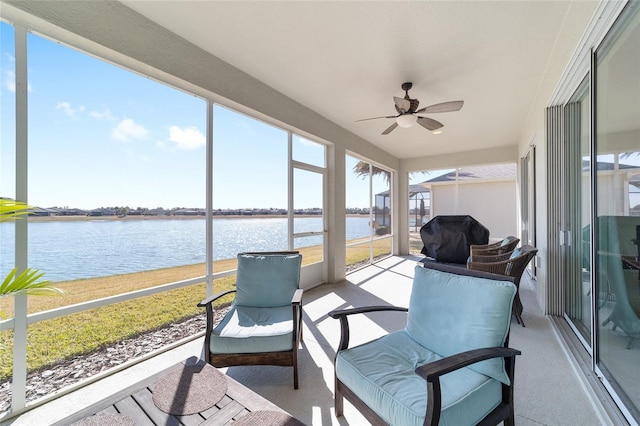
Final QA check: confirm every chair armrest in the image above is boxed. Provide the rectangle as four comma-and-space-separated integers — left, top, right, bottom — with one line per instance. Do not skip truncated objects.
328, 306, 408, 352
415, 346, 521, 425
197, 289, 237, 352
414, 346, 521, 381
328, 305, 408, 319
197, 289, 236, 308
291, 288, 304, 305
470, 241, 501, 251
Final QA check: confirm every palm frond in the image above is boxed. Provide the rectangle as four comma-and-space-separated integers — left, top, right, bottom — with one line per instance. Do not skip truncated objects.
352, 161, 391, 184
0, 199, 31, 222
0, 200, 63, 298
0, 268, 64, 297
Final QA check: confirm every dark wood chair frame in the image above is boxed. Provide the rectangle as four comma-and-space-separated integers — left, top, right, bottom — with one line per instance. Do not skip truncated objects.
328, 263, 521, 426
197, 251, 303, 389
467, 245, 538, 327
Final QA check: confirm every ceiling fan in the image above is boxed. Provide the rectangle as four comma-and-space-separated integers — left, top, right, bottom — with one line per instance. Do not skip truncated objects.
356, 82, 464, 135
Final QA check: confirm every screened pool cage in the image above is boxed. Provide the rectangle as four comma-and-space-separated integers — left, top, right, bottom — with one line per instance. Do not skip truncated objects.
373, 184, 431, 235
408, 184, 431, 232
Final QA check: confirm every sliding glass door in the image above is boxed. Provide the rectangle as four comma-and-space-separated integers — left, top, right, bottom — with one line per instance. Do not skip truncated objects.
520, 148, 537, 278
595, 4, 640, 415
553, 3, 640, 422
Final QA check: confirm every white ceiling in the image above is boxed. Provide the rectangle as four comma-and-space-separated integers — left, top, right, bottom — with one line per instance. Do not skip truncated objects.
120, 1, 590, 160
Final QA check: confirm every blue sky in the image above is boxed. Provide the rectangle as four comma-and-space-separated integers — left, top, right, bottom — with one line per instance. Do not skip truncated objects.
0, 24, 378, 210
6, 24, 634, 212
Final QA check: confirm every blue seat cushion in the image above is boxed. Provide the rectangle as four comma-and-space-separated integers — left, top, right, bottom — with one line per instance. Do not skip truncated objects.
509, 247, 522, 259
210, 305, 293, 354
336, 331, 502, 426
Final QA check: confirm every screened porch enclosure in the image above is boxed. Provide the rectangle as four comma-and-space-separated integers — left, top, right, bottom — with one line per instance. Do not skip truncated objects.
2, 0, 639, 423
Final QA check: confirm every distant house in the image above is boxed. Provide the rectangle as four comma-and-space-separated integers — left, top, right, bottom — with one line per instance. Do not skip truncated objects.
147, 208, 168, 216
414, 164, 517, 240
28, 207, 59, 217
174, 208, 205, 216
59, 208, 88, 216
89, 208, 115, 216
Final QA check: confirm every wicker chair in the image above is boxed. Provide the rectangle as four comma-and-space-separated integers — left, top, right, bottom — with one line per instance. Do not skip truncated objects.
468, 245, 537, 327
470, 236, 520, 257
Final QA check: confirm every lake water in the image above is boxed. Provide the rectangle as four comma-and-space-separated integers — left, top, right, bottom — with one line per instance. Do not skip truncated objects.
0, 216, 372, 282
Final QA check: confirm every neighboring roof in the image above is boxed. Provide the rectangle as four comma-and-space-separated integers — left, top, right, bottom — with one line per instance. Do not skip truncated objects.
381, 165, 516, 197
409, 184, 430, 197
585, 160, 640, 171
378, 183, 431, 198
423, 164, 517, 184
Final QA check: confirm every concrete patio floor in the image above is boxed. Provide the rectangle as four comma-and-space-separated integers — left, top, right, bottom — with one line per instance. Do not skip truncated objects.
6, 255, 610, 425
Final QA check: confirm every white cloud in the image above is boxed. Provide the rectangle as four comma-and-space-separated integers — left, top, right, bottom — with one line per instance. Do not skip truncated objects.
168, 126, 205, 150
89, 108, 117, 121
4, 70, 15, 93
56, 101, 85, 118
2, 55, 32, 94
111, 118, 149, 142
3, 54, 15, 94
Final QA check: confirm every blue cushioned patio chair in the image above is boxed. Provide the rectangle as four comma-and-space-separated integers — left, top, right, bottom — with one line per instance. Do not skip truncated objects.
198, 251, 303, 388
329, 262, 520, 426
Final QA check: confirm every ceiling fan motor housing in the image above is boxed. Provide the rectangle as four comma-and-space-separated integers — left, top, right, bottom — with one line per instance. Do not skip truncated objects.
395, 99, 419, 114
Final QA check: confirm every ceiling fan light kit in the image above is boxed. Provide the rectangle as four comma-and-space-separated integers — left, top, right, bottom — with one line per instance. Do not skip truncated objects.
396, 114, 417, 128
357, 82, 463, 136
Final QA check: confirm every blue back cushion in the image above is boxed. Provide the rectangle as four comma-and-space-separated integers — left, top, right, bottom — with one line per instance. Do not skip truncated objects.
234, 253, 301, 307
500, 237, 515, 247
406, 265, 516, 384
509, 247, 523, 259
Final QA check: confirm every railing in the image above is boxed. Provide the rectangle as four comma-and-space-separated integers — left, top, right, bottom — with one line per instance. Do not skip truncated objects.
0, 268, 236, 419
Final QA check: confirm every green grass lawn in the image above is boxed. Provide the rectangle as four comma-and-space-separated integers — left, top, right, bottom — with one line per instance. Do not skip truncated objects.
0, 241, 390, 380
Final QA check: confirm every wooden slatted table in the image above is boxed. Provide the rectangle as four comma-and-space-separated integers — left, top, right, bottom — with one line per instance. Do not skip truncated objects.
54, 357, 298, 425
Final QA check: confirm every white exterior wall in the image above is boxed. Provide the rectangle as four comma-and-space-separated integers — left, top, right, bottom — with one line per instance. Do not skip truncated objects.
430, 180, 518, 241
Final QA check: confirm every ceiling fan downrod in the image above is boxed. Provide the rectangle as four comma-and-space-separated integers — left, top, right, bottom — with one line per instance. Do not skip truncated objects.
401, 82, 413, 99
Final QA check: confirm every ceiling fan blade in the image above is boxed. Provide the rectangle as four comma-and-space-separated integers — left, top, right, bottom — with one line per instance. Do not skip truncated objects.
355, 115, 396, 122
416, 100, 464, 114
393, 96, 411, 114
382, 122, 398, 135
417, 117, 444, 131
